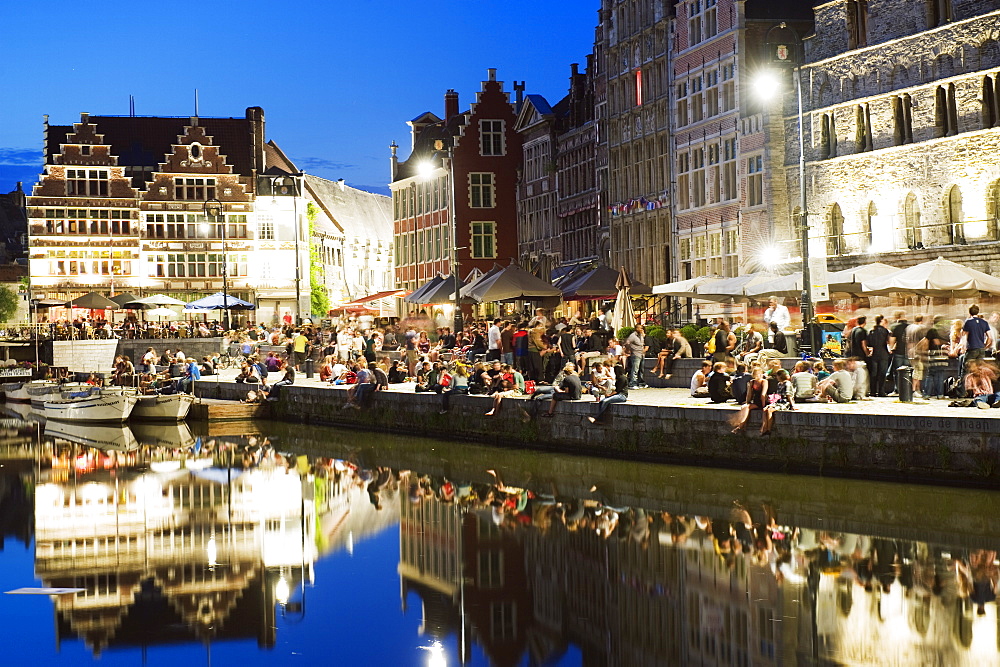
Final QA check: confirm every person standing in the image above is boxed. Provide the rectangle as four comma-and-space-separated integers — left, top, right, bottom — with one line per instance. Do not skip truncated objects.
500, 321, 515, 367
962, 304, 992, 372
292, 329, 309, 371
762, 296, 790, 343
886, 311, 909, 394
625, 325, 648, 389
847, 315, 870, 359
867, 314, 892, 397
404, 326, 418, 377
486, 318, 502, 362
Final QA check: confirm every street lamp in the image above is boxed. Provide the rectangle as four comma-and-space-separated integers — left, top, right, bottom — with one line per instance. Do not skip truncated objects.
202, 197, 229, 330
757, 22, 821, 355
420, 141, 463, 336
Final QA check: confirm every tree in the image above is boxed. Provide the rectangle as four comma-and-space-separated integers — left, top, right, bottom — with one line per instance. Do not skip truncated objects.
306, 203, 330, 319
0, 285, 19, 322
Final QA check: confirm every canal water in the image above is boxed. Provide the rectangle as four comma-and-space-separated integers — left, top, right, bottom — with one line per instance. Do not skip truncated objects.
0, 409, 998, 666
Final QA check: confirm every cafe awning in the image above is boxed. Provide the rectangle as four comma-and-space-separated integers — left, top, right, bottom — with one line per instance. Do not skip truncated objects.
341, 289, 410, 307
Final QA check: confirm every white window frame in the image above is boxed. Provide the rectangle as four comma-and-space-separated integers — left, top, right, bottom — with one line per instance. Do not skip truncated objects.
480, 120, 506, 156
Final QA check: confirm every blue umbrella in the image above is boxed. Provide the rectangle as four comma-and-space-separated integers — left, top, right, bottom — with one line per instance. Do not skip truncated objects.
183, 292, 256, 310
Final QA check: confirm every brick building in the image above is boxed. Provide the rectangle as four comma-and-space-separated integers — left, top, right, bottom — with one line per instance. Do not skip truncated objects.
515, 60, 604, 283
672, 0, 813, 296
598, 0, 673, 287
766, 0, 1000, 276
390, 70, 523, 302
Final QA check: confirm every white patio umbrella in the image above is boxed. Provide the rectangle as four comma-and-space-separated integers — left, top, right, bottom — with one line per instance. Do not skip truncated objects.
146, 307, 178, 318
610, 267, 637, 332
694, 272, 778, 302
862, 257, 1000, 297
128, 294, 186, 307
750, 262, 899, 298
651, 275, 725, 298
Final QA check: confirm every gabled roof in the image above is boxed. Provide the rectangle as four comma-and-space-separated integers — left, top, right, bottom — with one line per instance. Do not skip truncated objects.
44, 114, 258, 177
305, 174, 393, 242
263, 140, 299, 176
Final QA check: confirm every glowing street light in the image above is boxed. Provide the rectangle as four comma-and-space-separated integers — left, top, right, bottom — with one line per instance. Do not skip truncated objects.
756, 22, 822, 355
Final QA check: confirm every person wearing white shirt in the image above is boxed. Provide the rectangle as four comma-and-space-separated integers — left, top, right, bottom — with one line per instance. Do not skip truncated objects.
487, 318, 502, 361
763, 296, 791, 343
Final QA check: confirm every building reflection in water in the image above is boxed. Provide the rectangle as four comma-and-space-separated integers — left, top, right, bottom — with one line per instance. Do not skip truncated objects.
1, 414, 998, 665
397, 472, 1000, 666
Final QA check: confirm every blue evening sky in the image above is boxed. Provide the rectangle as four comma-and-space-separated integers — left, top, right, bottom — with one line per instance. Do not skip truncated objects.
2, 0, 600, 196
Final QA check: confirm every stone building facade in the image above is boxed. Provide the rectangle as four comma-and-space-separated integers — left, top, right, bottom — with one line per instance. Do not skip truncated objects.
767, 0, 1000, 275
598, 0, 673, 287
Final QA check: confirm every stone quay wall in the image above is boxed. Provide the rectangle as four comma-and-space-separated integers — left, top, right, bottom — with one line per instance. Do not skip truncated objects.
193, 379, 1000, 489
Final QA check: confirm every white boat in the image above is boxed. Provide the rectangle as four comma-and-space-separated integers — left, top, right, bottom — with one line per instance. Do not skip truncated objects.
131, 421, 195, 448
9, 380, 57, 403
29, 382, 89, 407
131, 393, 194, 421
44, 421, 139, 451
44, 391, 138, 423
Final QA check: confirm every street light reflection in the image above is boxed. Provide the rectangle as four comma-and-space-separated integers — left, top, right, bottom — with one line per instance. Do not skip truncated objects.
419, 641, 446, 667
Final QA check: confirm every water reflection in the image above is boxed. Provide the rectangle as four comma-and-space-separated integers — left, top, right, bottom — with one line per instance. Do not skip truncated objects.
0, 418, 997, 665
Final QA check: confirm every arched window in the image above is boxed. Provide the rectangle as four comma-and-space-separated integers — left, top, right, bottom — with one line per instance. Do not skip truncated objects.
987, 180, 1000, 241
946, 185, 964, 244
827, 204, 845, 256
862, 202, 876, 251
904, 192, 922, 248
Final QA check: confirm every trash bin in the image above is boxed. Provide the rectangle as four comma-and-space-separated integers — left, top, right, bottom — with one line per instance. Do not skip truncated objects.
304, 357, 315, 379
896, 366, 913, 402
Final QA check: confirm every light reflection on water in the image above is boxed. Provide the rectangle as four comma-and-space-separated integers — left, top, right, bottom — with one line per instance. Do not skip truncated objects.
0, 412, 998, 666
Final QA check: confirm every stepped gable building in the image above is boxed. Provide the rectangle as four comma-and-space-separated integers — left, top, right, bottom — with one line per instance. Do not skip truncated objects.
516, 60, 604, 284
28, 109, 264, 306
390, 69, 523, 299
767, 0, 1000, 275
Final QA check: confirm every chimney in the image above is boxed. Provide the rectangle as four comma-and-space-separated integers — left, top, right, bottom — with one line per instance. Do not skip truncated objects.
337, 178, 346, 191
444, 90, 459, 122
487, 68, 497, 82
389, 141, 399, 182
513, 81, 526, 113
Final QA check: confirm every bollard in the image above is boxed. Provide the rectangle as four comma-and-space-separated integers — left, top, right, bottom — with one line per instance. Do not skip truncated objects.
896, 366, 913, 402
305, 357, 315, 379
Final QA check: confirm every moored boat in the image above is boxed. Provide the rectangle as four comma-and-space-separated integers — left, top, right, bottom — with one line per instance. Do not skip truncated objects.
44, 391, 138, 423
29, 382, 89, 407
131, 393, 194, 421
9, 380, 57, 404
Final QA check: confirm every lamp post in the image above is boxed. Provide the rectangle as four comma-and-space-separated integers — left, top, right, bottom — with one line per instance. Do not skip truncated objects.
758, 22, 821, 354
420, 142, 463, 336
203, 197, 229, 330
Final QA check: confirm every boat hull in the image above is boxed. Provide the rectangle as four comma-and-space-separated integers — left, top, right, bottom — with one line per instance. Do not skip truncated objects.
44, 394, 138, 423
131, 393, 194, 421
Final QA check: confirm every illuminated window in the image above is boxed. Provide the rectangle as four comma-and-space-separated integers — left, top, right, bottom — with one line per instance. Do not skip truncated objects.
174, 177, 216, 200
470, 221, 496, 258
747, 155, 763, 206
65, 169, 108, 197
469, 173, 495, 208
721, 62, 736, 111
480, 120, 505, 156
636, 70, 643, 106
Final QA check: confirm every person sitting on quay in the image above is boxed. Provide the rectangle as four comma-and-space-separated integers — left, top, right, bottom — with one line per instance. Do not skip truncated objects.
730, 366, 766, 434
541, 363, 583, 418
438, 363, 469, 414
691, 360, 711, 398
387, 359, 407, 384
965, 359, 1000, 408
817, 358, 854, 403
729, 363, 751, 405
813, 359, 830, 381
587, 358, 615, 401
791, 360, 819, 402
587, 360, 628, 424
178, 356, 201, 393
319, 355, 336, 382
736, 324, 764, 366
760, 368, 794, 436
485, 364, 518, 416
760, 322, 788, 359
344, 364, 378, 409
706, 362, 732, 404
200, 356, 215, 376
265, 360, 295, 401
413, 361, 435, 392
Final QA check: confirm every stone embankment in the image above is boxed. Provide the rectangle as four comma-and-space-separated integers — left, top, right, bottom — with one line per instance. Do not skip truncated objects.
193, 378, 1000, 489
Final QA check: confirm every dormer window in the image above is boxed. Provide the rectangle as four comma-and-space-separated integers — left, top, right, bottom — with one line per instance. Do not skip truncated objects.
81, 145, 91, 156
